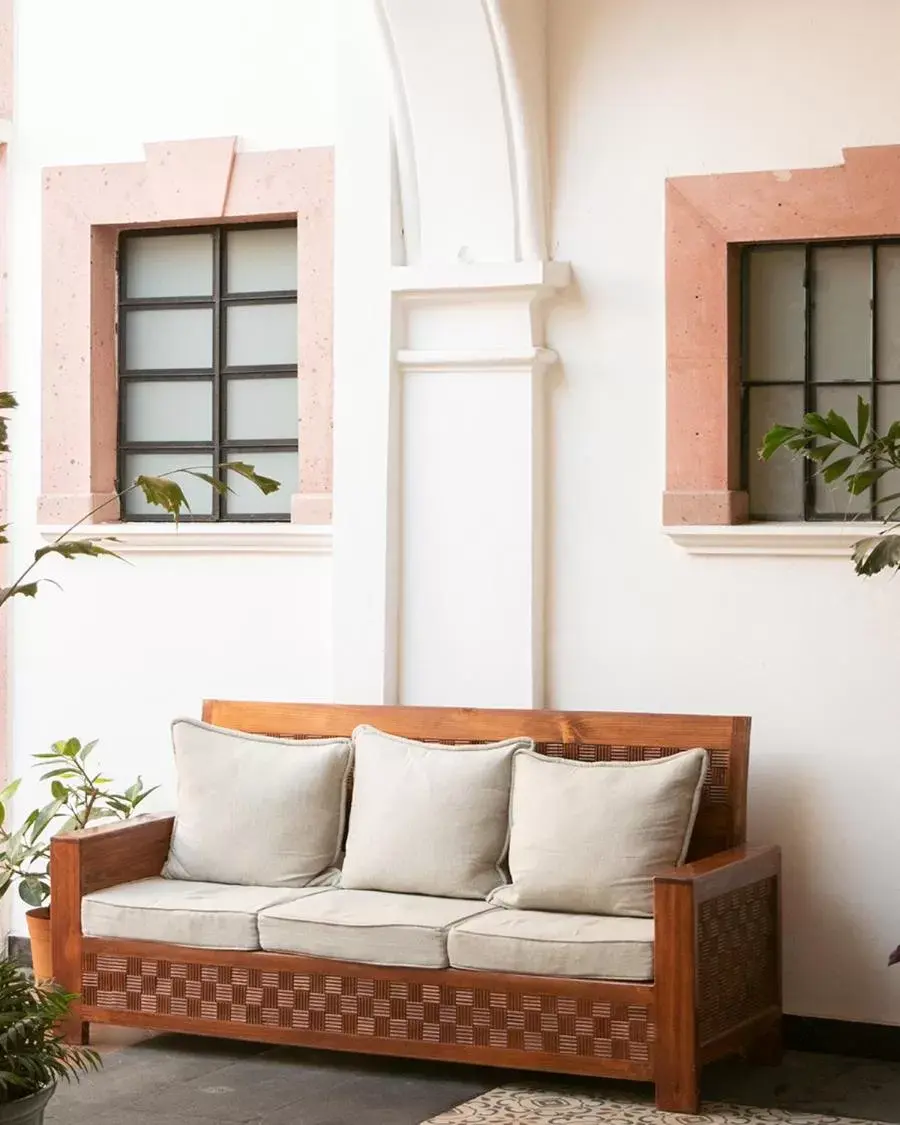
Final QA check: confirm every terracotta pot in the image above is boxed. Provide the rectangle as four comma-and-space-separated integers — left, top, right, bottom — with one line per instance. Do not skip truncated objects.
25, 908, 52, 983
0, 1084, 54, 1124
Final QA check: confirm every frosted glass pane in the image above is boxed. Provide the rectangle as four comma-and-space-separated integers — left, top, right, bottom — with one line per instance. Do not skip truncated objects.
124, 380, 212, 442
746, 247, 806, 382
226, 378, 297, 441
124, 308, 213, 371
876, 384, 900, 513
124, 233, 213, 298
813, 385, 872, 517
877, 245, 900, 381
224, 450, 297, 515
747, 385, 804, 519
227, 227, 297, 293
226, 303, 297, 367
812, 245, 871, 382
121, 453, 214, 517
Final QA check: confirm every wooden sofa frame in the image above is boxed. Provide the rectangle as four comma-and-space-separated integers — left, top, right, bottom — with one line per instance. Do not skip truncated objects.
50, 701, 781, 1113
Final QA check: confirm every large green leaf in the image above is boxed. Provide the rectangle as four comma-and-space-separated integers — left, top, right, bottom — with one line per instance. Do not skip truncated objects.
821, 456, 856, 484
221, 462, 280, 495
134, 475, 190, 516
825, 410, 858, 447
185, 471, 230, 495
34, 539, 121, 564
759, 425, 803, 461
18, 876, 49, 908
852, 535, 900, 576
846, 467, 889, 495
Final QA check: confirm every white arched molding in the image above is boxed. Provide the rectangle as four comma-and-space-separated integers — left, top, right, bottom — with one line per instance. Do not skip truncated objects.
375, 0, 549, 265
333, 0, 567, 708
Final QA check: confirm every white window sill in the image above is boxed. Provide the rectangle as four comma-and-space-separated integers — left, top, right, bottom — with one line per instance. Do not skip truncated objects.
664, 522, 886, 557
37, 523, 333, 556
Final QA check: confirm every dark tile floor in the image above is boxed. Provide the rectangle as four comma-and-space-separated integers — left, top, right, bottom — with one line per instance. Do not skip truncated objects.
44, 1031, 900, 1125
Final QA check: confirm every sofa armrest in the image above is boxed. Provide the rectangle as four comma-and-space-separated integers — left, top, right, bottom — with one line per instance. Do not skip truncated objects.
657, 844, 781, 902
653, 845, 781, 1107
51, 812, 175, 898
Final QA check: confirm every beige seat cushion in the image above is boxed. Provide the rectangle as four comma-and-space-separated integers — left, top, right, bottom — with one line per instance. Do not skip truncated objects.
82, 878, 324, 950
490, 747, 708, 917
258, 888, 495, 968
163, 718, 352, 888
448, 908, 654, 981
340, 726, 532, 900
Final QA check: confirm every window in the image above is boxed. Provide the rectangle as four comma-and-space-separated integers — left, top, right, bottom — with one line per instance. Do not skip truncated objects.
743, 240, 900, 521
117, 223, 300, 521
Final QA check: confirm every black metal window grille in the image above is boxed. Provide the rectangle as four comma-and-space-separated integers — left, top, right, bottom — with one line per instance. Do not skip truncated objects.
117, 222, 299, 521
742, 239, 900, 522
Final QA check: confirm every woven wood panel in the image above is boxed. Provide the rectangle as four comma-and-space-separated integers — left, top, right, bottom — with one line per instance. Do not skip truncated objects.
82, 953, 655, 1063
697, 876, 778, 1044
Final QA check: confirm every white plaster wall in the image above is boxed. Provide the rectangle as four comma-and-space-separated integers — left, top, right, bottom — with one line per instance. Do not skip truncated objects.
5, 0, 336, 933
547, 0, 900, 1023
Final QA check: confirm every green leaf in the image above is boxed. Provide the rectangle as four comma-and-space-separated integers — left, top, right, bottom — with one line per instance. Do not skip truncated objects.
221, 461, 280, 495
821, 456, 856, 484
846, 468, 888, 495
50, 781, 66, 801
0, 779, 21, 804
78, 740, 98, 763
803, 413, 833, 438
857, 395, 871, 443
0, 583, 39, 601
825, 410, 858, 447
185, 470, 230, 495
0, 392, 18, 410
18, 876, 49, 908
134, 475, 190, 517
806, 441, 841, 464
34, 539, 121, 564
853, 534, 900, 577
38, 768, 78, 781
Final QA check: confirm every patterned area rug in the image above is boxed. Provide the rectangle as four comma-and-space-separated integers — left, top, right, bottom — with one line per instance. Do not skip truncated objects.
422, 1084, 888, 1125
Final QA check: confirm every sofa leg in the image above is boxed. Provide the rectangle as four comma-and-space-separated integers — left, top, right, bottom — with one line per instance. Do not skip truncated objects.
744, 1021, 783, 1066
655, 1073, 700, 1114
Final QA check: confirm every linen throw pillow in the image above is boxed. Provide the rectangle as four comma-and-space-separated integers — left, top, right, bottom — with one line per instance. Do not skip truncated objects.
339, 725, 533, 900
489, 747, 709, 917
163, 718, 352, 888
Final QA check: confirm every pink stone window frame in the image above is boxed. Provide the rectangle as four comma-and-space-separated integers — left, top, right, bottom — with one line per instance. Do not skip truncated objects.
664, 144, 900, 526
40, 137, 334, 526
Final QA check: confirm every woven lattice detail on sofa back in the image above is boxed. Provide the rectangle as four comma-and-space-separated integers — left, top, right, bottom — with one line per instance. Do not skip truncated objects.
82, 954, 655, 1062
697, 876, 778, 1044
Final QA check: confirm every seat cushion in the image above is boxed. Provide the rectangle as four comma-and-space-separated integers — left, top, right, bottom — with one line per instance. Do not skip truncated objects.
489, 747, 708, 917
339, 725, 532, 900
162, 718, 352, 888
448, 908, 654, 981
82, 878, 325, 950
258, 888, 495, 968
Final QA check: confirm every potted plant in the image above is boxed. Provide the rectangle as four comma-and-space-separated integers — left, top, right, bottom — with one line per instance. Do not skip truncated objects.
0, 957, 99, 1122
0, 738, 156, 982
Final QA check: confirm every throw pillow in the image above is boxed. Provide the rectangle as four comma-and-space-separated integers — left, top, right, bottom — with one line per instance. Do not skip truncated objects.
339, 725, 533, 899
163, 718, 352, 887
489, 746, 708, 916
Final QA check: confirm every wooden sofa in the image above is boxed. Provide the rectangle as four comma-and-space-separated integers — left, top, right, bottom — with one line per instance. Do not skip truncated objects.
50, 700, 781, 1113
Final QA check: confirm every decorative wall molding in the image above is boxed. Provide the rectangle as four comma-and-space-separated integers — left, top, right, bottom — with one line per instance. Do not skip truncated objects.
375, 0, 548, 265
665, 522, 879, 557
665, 143, 900, 527
39, 139, 334, 526
37, 523, 333, 557
396, 347, 556, 374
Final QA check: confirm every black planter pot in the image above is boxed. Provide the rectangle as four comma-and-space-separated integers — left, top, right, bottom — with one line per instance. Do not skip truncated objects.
0, 1086, 55, 1124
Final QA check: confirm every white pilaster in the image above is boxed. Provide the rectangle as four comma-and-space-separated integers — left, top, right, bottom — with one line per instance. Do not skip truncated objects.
393, 263, 567, 708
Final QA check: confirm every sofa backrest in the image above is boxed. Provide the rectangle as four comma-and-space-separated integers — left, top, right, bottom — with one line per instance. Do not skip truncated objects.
202, 701, 750, 861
